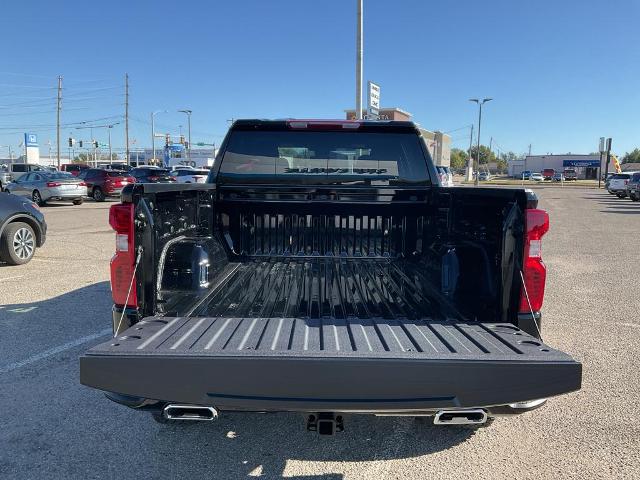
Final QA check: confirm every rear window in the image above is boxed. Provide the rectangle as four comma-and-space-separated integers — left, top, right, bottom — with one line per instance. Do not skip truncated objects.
613, 174, 630, 179
45, 172, 74, 179
106, 171, 127, 177
219, 130, 430, 185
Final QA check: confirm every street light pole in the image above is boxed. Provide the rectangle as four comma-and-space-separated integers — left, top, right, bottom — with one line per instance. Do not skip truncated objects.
469, 98, 493, 186
108, 125, 112, 161
151, 110, 167, 164
355, 0, 363, 119
178, 109, 192, 162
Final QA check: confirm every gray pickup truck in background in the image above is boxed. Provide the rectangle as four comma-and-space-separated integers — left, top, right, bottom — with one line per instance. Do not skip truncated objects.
80, 119, 581, 434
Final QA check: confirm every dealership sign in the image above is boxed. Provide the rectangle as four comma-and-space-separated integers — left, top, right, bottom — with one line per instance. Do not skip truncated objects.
563, 159, 600, 167
367, 81, 380, 119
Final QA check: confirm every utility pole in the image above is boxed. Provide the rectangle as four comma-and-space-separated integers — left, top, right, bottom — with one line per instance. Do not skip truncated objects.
528, 144, 532, 156
56, 76, 62, 168
125, 73, 130, 166
355, 0, 363, 119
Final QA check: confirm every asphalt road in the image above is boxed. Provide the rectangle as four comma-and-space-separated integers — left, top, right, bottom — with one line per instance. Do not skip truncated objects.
0, 188, 638, 479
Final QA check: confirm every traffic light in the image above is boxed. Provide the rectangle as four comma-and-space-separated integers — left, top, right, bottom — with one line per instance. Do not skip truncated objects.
79, 140, 83, 148
184, 141, 189, 149
179, 135, 185, 145
68, 137, 75, 147
165, 134, 171, 146
93, 140, 99, 148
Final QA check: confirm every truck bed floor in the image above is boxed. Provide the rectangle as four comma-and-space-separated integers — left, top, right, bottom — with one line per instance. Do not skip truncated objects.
190, 258, 455, 321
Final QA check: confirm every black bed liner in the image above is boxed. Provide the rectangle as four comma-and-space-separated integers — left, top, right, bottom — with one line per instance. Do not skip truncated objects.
189, 258, 459, 320
81, 314, 581, 411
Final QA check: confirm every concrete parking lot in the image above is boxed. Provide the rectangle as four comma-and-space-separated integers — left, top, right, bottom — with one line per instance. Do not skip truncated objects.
0, 188, 638, 480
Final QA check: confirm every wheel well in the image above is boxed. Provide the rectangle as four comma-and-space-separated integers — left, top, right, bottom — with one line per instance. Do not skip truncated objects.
1, 216, 44, 247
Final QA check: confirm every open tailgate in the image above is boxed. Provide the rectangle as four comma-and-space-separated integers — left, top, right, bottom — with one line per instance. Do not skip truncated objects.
80, 317, 581, 411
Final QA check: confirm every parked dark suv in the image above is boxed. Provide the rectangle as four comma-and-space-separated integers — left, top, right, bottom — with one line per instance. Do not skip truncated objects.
626, 172, 640, 201
78, 169, 135, 202
129, 166, 176, 183
0, 192, 46, 265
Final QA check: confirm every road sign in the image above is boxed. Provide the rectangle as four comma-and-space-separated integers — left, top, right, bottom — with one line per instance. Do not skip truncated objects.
25, 133, 38, 147
599, 137, 605, 153
367, 81, 380, 119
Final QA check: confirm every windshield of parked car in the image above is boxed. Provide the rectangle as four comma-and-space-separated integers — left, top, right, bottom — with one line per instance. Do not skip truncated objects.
612, 174, 630, 179
219, 130, 430, 185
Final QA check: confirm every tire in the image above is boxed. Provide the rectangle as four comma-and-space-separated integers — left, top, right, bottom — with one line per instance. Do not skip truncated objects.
93, 187, 105, 202
73, 198, 83, 205
32, 190, 45, 206
0, 222, 36, 265
631, 194, 639, 202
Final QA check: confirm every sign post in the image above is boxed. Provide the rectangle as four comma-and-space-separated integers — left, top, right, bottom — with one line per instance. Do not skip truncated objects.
598, 137, 606, 188
604, 138, 612, 187
24, 133, 39, 164
367, 81, 380, 120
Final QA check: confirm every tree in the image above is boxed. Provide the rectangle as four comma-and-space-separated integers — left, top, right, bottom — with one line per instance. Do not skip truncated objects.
622, 148, 640, 164
74, 153, 90, 163
469, 145, 496, 165
450, 148, 468, 170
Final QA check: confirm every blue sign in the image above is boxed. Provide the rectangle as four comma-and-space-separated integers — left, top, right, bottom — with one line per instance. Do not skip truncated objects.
167, 144, 185, 152
563, 159, 600, 168
24, 133, 38, 147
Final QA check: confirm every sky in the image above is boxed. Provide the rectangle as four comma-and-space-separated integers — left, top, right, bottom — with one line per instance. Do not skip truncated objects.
1, 0, 638, 159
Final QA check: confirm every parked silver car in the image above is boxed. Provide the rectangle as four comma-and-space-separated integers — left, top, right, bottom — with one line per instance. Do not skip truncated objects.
5, 171, 87, 206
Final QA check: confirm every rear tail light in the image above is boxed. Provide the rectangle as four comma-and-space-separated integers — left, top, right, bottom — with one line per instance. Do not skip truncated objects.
519, 209, 549, 313
46, 181, 62, 187
109, 203, 137, 308
78, 182, 87, 186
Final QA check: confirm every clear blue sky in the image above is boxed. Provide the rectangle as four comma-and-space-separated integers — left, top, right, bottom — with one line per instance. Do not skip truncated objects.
1, 0, 638, 158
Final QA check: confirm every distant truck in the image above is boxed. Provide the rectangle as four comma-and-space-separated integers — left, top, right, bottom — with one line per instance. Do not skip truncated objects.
563, 168, 577, 181
80, 119, 582, 434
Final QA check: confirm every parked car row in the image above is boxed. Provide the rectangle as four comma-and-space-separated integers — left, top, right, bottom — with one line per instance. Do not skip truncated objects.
607, 171, 640, 200
520, 168, 576, 181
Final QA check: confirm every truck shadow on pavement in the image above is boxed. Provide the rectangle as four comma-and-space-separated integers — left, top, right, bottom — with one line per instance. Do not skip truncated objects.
0, 281, 476, 480
144, 414, 477, 479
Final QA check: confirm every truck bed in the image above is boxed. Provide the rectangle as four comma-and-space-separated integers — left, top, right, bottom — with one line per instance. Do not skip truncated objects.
189, 257, 456, 320
81, 256, 582, 411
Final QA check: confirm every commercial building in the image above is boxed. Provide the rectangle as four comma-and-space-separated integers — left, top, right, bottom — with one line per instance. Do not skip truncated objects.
343, 107, 451, 167
508, 154, 601, 179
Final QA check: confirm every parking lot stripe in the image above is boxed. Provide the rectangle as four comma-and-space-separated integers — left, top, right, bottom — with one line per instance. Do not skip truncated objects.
0, 328, 111, 375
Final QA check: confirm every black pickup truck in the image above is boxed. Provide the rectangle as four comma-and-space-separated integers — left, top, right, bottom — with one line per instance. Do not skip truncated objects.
80, 119, 581, 434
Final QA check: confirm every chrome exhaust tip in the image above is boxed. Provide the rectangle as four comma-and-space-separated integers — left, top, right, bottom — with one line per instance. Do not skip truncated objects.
163, 404, 218, 421
433, 409, 487, 425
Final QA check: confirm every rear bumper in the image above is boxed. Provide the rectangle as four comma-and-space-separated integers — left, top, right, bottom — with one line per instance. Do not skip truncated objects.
44, 188, 88, 200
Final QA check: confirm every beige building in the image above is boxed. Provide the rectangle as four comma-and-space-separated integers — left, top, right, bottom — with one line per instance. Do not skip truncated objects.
343, 107, 451, 167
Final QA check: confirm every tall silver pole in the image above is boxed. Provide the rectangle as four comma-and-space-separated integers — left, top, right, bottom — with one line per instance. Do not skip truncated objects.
475, 103, 482, 186
466, 124, 474, 181
187, 112, 191, 162
56, 76, 62, 168
355, 0, 363, 119
151, 112, 156, 163
108, 126, 112, 161
125, 73, 130, 166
